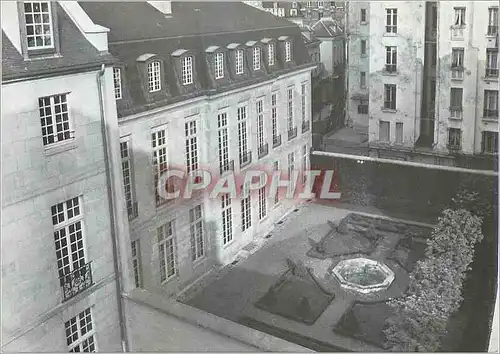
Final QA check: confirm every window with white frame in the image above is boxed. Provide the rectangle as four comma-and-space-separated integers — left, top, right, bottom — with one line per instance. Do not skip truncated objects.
218, 112, 230, 174
236, 49, 244, 74
24, 2, 54, 49
158, 221, 176, 282
287, 88, 294, 131
147, 61, 161, 92
189, 205, 205, 262
221, 194, 233, 245
358, 100, 368, 114
384, 84, 397, 110
268, 43, 275, 66
131, 240, 142, 288
448, 128, 462, 149
273, 160, 279, 205
65, 308, 96, 352
215, 52, 224, 79
482, 131, 498, 154
450, 88, 463, 118
238, 106, 250, 166
385, 46, 397, 72
488, 7, 498, 36
307, 1, 312, 7
185, 120, 198, 173
257, 99, 265, 151
253, 47, 261, 70
484, 90, 499, 118
182, 56, 193, 85
379, 121, 390, 142
301, 83, 307, 123
271, 93, 278, 142
386, 8, 397, 33
360, 72, 366, 88
39, 94, 71, 146
152, 125, 169, 206
285, 41, 292, 62
302, 144, 308, 184
361, 8, 367, 23
113, 67, 122, 100
287, 152, 295, 195
395, 122, 403, 144
451, 48, 464, 68
454, 7, 466, 26
360, 40, 367, 55
120, 137, 137, 220
258, 186, 267, 220
241, 188, 251, 231
486, 49, 498, 77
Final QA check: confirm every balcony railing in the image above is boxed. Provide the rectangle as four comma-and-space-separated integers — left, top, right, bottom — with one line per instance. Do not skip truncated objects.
449, 107, 463, 120
258, 143, 269, 159
239, 151, 252, 168
273, 134, 282, 148
127, 202, 138, 221
59, 261, 93, 302
288, 126, 298, 140
451, 26, 464, 39
486, 68, 499, 78
302, 120, 310, 133
385, 64, 397, 73
451, 67, 464, 79
484, 109, 499, 119
219, 159, 235, 175
488, 25, 498, 36
447, 144, 462, 152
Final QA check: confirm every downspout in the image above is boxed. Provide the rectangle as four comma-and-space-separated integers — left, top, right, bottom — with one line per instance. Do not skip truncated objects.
97, 64, 129, 352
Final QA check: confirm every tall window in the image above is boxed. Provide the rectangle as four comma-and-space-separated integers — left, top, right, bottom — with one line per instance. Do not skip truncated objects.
358, 100, 368, 114
486, 49, 499, 77
39, 94, 71, 146
482, 131, 498, 154
253, 47, 261, 70
287, 88, 294, 131
285, 41, 292, 62
450, 88, 463, 119
131, 240, 142, 288
241, 185, 251, 231
384, 84, 397, 110
395, 122, 403, 144
238, 106, 250, 166
268, 43, 275, 66
301, 83, 307, 123
65, 308, 96, 352
189, 205, 205, 261
360, 40, 367, 55
218, 112, 230, 174
360, 71, 366, 88
451, 48, 465, 68
221, 194, 233, 245
302, 144, 308, 184
271, 93, 280, 147
182, 56, 193, 85
120, 137, 137, 220
379, 121, 390, 142
147, 61, 161, 92
273, 160, 280, 205
113, 67, 122, 100
236, 50, 244, 74
152, 125, 169, 206
385, 46, 397, 72
215, 52, 224, 79
484, 90, 499, 118
158, 221, 176, 282
386, 8, 397, 33
488, 7, 499, 36
185, 120, 198, 173
24, 2, 54, 49
257, 99, 265, 153
288, 152, 295, 196
361, 8, 367, 22
258, 187, 267, 220
454, 7, 466, 26
448, 128, 462, 149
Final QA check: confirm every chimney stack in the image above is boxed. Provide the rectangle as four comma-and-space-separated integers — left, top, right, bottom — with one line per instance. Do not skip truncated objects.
148, 1, 172, 15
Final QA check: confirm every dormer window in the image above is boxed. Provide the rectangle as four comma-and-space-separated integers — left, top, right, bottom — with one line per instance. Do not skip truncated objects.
24, 1, 54, 50
285, 41, 292, 62
253, 47, 261, 70
147, 61, 161, 92
268, 43, 275, 66
236, 49, 244, 74
215, 52, 224, 79
113, 67, 122, 100
182, 56, 193, 85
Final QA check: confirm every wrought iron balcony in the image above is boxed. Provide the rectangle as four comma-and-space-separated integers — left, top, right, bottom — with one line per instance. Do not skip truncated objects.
288, 127, 298, 141
258, 143, 269, 159
239, 151, 252, 168
447, 144, 462, 153
451, 67, 464, 79
302, 120, 310, 133
449, 106, 463, 120
219, 159, 235, 175
127, 201, 138, 221
273, 134, 282, 148
59, 261, 94, 302
385, 64, 397, 73
483, 109, 499, 119
486, 68, 499, 78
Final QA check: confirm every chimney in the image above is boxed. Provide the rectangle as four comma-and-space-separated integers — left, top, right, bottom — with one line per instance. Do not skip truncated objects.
148, 1, 172, 15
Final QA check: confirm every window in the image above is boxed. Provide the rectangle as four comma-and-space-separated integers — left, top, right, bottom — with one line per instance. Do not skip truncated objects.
486, 49, 499, 77
131, 240, 141, 288
395, 122, 403, 144
152, 125, 169, 206
189, 205, 205, 262
288, 152, 295, 193
147, 61, 161, 92
379, 121, 390, 142
360, 71, 366, 88
273, 161, 280, 205
384, 84, 397, 110
484, 90, 499, 118
285, 41, 292, 62
185, 120, 198, 173
482, 131, 498, 154
65, 308, 96, 352
113, 67, 122, 100
39, 94, 71, 146
307, 1, 312, 7
257, 99, 266, 157
360, 40, 367, 55
182, 56, 193, 85
271, 93, 280, 147
450, 88, 463, 118
451, 48, 464, 68
268, 43, 275, 66
454, 7, 466, 26
236, 49, 244, 74
253, 47, 261, 70
385, 46, 397, 72
361, 8, 367, 22
302, 144, 308, 184
488, 7, 498, 36
214, 52, 224, 79
24, 2, 54, 49
218, 112, 231, 174
358, 100, 368, 114
386, 9, 397, 33
120, 137, 137, 220
287, 88, 294, 131
448, 128, 462, 149
258, 187, 267, 220
158, 221, 176, 282
301, 83, 307, 123
238, 106, 250, 166
241, 190, 251, 232
221, 194, 233, 245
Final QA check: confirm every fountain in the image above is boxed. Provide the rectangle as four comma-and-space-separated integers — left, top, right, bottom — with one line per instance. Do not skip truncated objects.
332, 258, 395, 294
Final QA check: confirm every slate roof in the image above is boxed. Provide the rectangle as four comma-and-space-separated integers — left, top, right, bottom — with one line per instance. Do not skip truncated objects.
301, 30, 321, 47
2, 3, 115, 82
311, 18, 344, 38
80, 2, 314, 118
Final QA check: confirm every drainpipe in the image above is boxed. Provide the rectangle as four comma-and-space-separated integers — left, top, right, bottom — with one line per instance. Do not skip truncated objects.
96, 64, 129, 352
